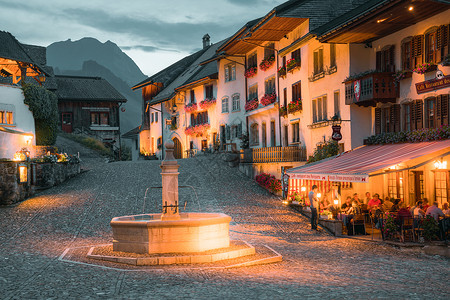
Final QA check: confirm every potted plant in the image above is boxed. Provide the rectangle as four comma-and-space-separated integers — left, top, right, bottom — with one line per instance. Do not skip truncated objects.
260, 93, 277, 106
185, 102, 197, 113
413, 63, 437, 74
278, 65, 287, 78
259, 55, 275, 71
245, 98, 259, 112
287, 99, 302, 113
244, 66, 258, 78
286, 58, 299, 72
393, 69, 412, 84
199, 98, 216, 110
279, 106, 287, 117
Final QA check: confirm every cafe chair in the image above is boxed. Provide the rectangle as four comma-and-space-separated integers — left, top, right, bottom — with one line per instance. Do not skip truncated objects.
349, 214, 366, 235
400, 216, 414, 243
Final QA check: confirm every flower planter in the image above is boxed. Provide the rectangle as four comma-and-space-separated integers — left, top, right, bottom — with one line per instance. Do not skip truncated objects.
413, 63, 437, 75
245, 98, 259, 112
259, 56, 275, 72
244, 67, 258, 78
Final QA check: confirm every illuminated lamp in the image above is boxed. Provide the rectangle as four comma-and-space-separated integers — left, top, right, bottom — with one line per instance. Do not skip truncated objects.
434, 159, 447, 170
13, 151, 26, 162
18, 164, 28, 183
317, 193, 322, 198
408, 6, 414, 11
38, 73, 46, 83
334, 199, 339, 205
300, 186, 306, 192
24, 134, 33, 145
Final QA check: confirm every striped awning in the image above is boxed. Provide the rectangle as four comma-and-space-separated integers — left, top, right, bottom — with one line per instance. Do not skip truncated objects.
287, 140, 450, 183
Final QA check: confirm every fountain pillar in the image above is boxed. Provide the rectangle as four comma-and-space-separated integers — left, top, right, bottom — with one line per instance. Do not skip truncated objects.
160, 140, 181, 220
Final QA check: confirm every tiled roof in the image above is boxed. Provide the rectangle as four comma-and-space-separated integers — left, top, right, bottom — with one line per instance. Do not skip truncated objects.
42, 66, 58, 90
131, 48, 208, 90
55, 75, 127, 102
122, 125, 141, 138
21, 44, 47, 66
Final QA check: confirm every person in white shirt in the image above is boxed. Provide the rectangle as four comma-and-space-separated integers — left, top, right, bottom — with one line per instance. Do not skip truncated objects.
425, 202, 445, 221
309, 185, 319, 230
413, 201, 425, 218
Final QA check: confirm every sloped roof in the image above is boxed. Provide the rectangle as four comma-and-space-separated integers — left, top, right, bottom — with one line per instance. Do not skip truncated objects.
21, 44, 47, 66
122, 125, 141, 138
55, 75, 127, 102
131, 48, 208, 90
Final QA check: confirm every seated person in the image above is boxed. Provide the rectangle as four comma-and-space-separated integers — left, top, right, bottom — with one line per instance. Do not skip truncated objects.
364, 192, 371, 205
320, 196, 332, 211
368, 193, 381, 209
443, 202, 450, 216
347, 201, 361, 215
421, 198, 430, 213
425, 201, 445, 221
413, 201, 425, 218
352, 193, 363, 206
390, 199, 401, 212
341, 196, 352, 213
383, 197, 394, 212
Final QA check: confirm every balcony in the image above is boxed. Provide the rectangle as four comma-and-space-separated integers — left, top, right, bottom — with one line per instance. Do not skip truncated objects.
241, 146, 307, 163
345, 72, 398, 107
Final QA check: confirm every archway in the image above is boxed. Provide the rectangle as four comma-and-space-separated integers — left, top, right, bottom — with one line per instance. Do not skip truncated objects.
173, 137, 182, 159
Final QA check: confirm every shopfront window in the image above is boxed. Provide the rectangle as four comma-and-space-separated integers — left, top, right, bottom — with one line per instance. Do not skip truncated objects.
435, 171, 449, 206
388, 172, 404, 200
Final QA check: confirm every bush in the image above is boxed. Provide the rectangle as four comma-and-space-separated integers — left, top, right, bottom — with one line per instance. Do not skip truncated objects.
22, 83, 58, 146
366, 126, 450, 145
255, 173, 281, 193
307, 139, 339, 164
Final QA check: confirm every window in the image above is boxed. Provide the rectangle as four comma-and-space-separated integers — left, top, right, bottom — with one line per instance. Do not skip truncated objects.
425, 97, 436, 128
205, 85, 214, 99
283, 88, 287, 108
283, 125, 288, 146
412, 35, 424, 69
191, 111, 208, 126
250, 123, 259, 146
264, 43, 275, 59
425, 30, 438, 64
312, 96, 327, 122
151, 113, 154, 123
265, 77, 275, 95
248, 52, 257, 68
292, 81, 301, 102
436, 94, 450, 127
222, 97, 229, 113
225, 63, 236, 82
91, 112, 109, 125
382, 107, 390, 134
155, 112, 158, 123
312, 99, 317, 123
232, 94, 240, 111
435, 171, 449, 207
376, 45, 395, 72
292, 122, 299, 143
401, 100, 423, 131
0, 105, 14, 125
379, 105, 400, 133
261, 122, 267, 147
291, 48, 301, 66
334, 91, 340, 117
190, 90, 195, 103
388, 172, 404, 200
313, 48, 323, 74
404, 104, 411, 131
282, 56, 286, 68
270, 120, 276, 147
248, 84, 258, 101
330, 44, 336, 67
401, 38, 413, 70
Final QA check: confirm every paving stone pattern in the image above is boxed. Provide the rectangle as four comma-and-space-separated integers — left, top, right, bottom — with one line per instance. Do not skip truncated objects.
0, 139, 449, 299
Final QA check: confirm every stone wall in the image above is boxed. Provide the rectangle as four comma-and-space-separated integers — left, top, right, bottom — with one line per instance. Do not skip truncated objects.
0, 161, 80, 205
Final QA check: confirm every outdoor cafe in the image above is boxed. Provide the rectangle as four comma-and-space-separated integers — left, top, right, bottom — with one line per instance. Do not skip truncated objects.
285, 140, 450, 242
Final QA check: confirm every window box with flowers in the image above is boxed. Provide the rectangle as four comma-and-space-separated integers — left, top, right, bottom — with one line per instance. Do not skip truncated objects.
185, 123, 210, 137
244, 67, 257, 78
245, 98, 259, 112
199, 98, 216, 110
286, 58, 300, 73
413, 63, 437, 74
259, 55, 275, 72
185, 102, 197, 113
278, 66, 287, 78
288, 99, 302, 114
393, 69, 412, 85
260, 93, 277, 106
279, 106, 287, 117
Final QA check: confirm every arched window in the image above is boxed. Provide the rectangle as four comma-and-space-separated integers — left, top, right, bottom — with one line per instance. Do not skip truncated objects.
250, 123, 259, 146
232, 94, 240, 111
222, 97, 229, 113
424, 27, 438, 64
401, 37, 413, 70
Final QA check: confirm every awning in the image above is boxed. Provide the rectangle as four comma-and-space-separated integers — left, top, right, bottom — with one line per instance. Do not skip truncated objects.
287, 140, 450, 183
0, 126, 33, 136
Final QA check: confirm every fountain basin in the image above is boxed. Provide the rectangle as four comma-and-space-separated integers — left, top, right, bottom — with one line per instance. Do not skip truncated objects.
111, 213, 232, 254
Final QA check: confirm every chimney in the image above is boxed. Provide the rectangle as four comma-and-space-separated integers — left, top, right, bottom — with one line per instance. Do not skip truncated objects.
202, 34, 210, 49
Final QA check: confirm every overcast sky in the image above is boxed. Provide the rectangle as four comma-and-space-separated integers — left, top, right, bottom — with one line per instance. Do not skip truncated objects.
0, 0, 286, 76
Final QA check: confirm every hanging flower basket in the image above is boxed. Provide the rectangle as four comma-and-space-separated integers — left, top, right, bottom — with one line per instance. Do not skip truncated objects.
185, 102, 197, 113
286, 58, 299, 72
245, 98, 259, 112
260, 93, 277, 106
279, 106, 287, 117
278, 66, 287, 78
199, 98, 216, 110
185, 123, 210, 137
413, 63, 437, 75
259, 55, 275, 71
288, 99, 302, 113
244, 67, 258, 78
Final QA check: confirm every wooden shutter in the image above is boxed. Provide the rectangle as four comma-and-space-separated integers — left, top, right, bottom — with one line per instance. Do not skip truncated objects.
225, 125, 230, 140
438, 94, 449, 126
413, 35, 423, 68
375, 107, 381, 135
237, 123, 242, 138
415, 100, 423, 129
388, 45, 395, 72
376, 51, 382, 71
390, 104, 401, 132
411, 102, 417, 130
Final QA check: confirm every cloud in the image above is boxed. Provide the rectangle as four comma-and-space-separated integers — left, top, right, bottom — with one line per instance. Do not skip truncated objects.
120, 45, 180, 53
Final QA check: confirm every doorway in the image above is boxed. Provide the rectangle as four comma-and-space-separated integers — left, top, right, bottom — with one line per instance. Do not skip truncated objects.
413, 171, 424, 202
173, 137, 182, 159
61, 112, 72, 133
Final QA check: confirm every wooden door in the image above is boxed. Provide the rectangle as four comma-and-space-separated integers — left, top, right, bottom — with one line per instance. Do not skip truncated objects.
61, 113, 72, 133
173, 137, 182, 159
413, 171, 424, 202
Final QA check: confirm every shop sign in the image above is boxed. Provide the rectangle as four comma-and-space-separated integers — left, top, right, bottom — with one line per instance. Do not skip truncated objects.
415, 74, 450, 94
331, 125, 342, 141
354, 80, 361, 101
290, 173, 369, 183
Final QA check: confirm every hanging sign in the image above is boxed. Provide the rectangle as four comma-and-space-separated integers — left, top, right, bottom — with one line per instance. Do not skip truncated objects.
354, 80, 361, 101
416, 74, 450, 94
331, 125, 342, 141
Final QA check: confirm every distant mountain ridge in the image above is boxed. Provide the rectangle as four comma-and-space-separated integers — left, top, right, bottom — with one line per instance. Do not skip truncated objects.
46, 37, 147, 133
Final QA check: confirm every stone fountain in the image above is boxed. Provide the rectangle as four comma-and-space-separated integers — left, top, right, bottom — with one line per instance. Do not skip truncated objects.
110, 140, 232, 254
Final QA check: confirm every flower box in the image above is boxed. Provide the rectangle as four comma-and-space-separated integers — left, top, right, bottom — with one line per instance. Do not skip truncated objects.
185, 123, 210, 137
286, 58, 300, 73
413, 63, 437, 75
244, 67, 257, 78
245, 98, 259, 112
278, 66, 286, 78
199, 98, 216, 110
288, 100, 302, 114
279, 106, 287, 117
260, 93, 277, 106
259, 55, 275, 71
185, 102, 197, 113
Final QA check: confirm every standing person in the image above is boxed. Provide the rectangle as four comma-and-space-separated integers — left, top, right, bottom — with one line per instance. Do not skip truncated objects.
309, 185, 319, 231
365, 192, 371, 205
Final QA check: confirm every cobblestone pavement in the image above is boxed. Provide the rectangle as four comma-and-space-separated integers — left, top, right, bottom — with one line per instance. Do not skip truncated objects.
0, 143, 449, 299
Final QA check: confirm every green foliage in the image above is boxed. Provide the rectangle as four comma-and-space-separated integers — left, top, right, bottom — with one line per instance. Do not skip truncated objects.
366, 126, 450, 145
382, 213, 399, 240
240, 131, 249, 149
60, 133, 113, 157
22, 83, 58, 146
421, 216, 439, 241
120, 143, 132, 161
307, 139, 339, 164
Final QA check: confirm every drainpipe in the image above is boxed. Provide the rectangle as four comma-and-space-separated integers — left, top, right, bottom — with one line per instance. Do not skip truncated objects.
245, 55, 249, 138
161, 102, 164, 160
276, 49, 282, 147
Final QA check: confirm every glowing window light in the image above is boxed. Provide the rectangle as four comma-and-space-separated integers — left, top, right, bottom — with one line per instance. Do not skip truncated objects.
434, 160, 447, 169
317, 193, 322, 198
300, 186, 306, 192
334, 199, 339, 205
19, 165, 27, 183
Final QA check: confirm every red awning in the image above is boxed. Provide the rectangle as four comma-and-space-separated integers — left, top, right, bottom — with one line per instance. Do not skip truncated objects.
287, 140, 450, 183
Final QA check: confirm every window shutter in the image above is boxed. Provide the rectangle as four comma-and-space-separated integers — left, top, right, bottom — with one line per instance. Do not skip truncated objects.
323, 95, 327, 120
231, 65, 236, 80
413, 35, 423, 68
237, 123, 242, 138
226, 125, 230, 140
415, 100, 423, 129
388, 45, 395, 72
375, 107, 381, 135
440, 94, 449, 126
411, 102, 416, 130
390, 104, 400, 132
376, 51, 382, 71
437, 95, 443, 127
